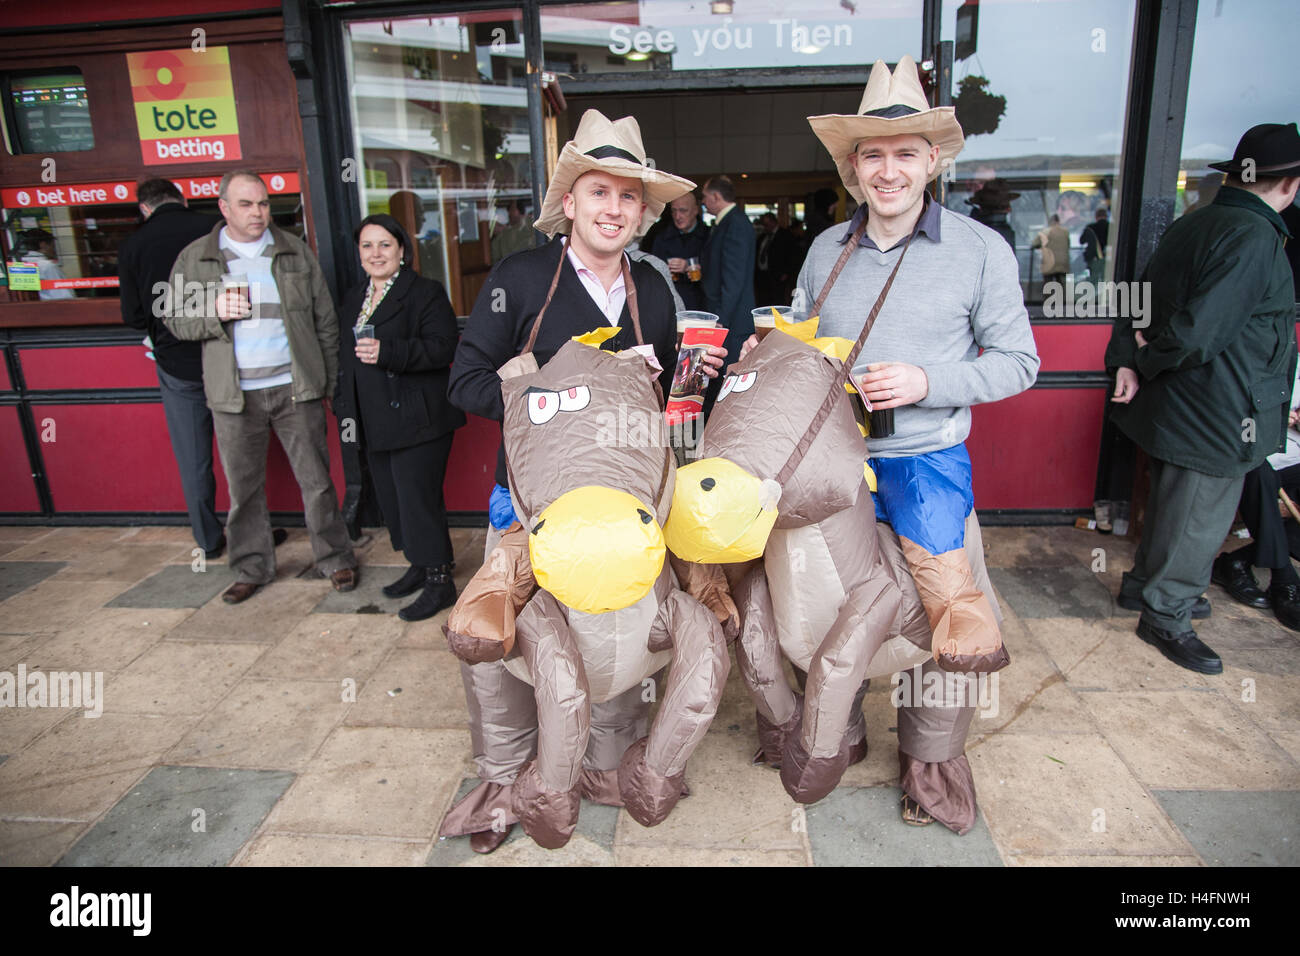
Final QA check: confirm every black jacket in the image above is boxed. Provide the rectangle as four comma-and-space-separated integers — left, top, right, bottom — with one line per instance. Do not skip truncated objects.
117, 203, 221, 381
701, 206, 756, 362
650, 218, 709, 310
334, 268, 465, 452
448, 236, 678, 488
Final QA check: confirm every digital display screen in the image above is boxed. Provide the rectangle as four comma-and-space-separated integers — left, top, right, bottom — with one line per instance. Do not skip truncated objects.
10, 72, 94, 153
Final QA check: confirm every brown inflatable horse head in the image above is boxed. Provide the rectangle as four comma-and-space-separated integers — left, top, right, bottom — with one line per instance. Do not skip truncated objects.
502, 338, 677, 613
664, 331, 868, 561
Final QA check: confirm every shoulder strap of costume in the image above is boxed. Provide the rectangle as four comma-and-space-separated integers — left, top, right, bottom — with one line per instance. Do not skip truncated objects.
811, 216, 869, 318
522, 239, 569, 355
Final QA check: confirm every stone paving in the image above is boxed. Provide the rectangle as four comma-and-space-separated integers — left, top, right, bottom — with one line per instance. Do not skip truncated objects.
0, 522, 1297, 867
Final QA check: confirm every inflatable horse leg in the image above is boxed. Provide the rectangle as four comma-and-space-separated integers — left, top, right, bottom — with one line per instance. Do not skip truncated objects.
896, 658, 979, 835
619, 589, 729, 827
510, 589, 591, 849
782, 574, 902, 804
728, 561, 801, 767
900, 533, 1007, 674
579, 683, 650, 805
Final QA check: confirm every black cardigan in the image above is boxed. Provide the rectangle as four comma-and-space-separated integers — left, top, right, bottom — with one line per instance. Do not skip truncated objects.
335, 268, 466, 452
449, 236, 678, 488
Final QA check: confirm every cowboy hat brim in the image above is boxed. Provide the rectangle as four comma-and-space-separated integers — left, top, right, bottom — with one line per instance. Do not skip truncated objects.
807, 109, 965, 202
1207, 158, 1300, 177
534, 142, 696, 239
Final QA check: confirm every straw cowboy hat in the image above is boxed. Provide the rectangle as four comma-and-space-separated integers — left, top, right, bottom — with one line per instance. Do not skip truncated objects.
534, 109, 696, 238
807, 55, 965, 202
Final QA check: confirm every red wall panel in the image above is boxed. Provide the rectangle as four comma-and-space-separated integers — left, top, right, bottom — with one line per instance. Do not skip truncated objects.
0, 406, 42, 513
0, 360, 10, 392
445, 414, 498, 512
21, 346, 160, 390
1031, 323, 1112, 373
969, 387, 1106, 511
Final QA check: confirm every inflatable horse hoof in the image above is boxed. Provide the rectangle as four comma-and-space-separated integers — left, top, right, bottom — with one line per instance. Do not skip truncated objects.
780, 733, 851, 806
618, 736, 687, 828
753, 699, 803, 769
511, 759, 582, 849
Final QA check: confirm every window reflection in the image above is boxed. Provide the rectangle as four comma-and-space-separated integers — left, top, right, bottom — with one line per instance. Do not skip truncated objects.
344, 11, 533, 314
941, 0, 1135, 308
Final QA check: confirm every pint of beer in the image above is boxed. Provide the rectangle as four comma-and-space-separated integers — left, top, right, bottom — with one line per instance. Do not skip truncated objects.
751, 305, 794, 341
675, 310, 718, 349
686, 257, 701, 282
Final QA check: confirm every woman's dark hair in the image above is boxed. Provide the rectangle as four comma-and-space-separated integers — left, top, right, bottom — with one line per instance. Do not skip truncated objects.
354, 213, 414, 267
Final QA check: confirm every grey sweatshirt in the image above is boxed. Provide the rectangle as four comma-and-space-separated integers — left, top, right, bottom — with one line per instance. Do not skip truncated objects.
796, 205, 1040, 458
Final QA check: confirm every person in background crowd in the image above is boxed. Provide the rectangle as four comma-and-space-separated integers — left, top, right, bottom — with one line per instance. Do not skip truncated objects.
1210, 364, 1300, 632
754, 211, 798, 306
805, 187, 840, 240
165, 170, 359, 605
388, 190, 446, 287
965, 178, 1019, 251
335, 214, 465, 621
21, 229, 74, 300
650, 189, 709, 310
1081, 206, 1110, 285
491, 199, 534, 262
1108, 122, 1300, 674
700, 175, 756, 371
1032, 214, 1070, 291
118, 178, 236, 559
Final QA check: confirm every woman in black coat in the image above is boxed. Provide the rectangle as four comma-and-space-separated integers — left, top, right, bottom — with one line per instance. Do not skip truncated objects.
335, 214, 466, 620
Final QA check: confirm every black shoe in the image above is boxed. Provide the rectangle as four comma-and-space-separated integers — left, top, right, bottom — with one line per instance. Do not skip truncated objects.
204, 534, 227, 560
1135, 619, 1223, 674
1116, 592, 1210, 620
272, 528, 288, 547
1268, 582, 1300, 632
398, 567, 457, 622
1211, 552, 1270, 609
383, 565, 425, 599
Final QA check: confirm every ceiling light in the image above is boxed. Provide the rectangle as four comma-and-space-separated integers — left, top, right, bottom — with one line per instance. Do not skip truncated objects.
625, 51, 650, 61
710, 1, 734, 13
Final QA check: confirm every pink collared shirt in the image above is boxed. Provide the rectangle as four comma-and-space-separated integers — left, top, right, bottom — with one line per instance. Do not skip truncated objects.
566, 241, 627, 325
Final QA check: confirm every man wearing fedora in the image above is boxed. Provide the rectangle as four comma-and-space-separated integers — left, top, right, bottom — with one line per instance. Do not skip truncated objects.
748, 56, 1039, 834
444, 109, 723, 853
1107, 122, 1300, 672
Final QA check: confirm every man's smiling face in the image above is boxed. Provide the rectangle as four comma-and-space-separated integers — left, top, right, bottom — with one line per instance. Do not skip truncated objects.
562, 171, 645, 261
851, 133, 939, 226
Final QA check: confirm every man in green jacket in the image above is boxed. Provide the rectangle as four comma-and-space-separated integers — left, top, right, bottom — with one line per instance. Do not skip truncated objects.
164, 170, 358, 604
1106, 123, 1300, 673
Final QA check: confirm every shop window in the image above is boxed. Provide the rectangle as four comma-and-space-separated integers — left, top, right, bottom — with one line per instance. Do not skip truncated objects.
2, 175, 305, 305
3, 70, 94, 154
1175, 0, 1300, 300
540, 0, 920, 74
344, 10, 532, 314
940, 0, 1136, 310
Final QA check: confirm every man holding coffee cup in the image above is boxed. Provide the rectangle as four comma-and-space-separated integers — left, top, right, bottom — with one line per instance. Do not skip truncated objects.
165, 170, 358, 604
741, 57, 1038, 831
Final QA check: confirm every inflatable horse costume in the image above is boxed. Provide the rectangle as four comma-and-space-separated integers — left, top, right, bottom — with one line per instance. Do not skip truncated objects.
443, 318, 729, 849
666, 226, 1004, 833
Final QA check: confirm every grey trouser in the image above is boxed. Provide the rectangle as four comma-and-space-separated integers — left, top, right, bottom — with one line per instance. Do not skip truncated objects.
211, 384, 355, 585
1121, 456, 1243, 630
157, 365, 222, 552
458, 523, 647, 784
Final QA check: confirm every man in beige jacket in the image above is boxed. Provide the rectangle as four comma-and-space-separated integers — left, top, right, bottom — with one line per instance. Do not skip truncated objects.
164, 170, 358, 603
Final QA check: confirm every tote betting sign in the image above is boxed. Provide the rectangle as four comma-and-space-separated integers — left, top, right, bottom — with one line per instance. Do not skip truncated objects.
126, 47, 242, 165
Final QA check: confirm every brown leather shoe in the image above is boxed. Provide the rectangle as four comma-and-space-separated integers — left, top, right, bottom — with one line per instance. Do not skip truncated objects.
222, 581, 261, 604
330, 567, 359, 592
469, 825, 512, 854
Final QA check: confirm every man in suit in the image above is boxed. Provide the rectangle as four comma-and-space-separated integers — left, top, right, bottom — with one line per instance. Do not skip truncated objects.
118, 179, 226, 557
700, 175, 756, 368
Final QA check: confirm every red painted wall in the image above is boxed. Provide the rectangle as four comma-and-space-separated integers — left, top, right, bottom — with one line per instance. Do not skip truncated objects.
0, 406, 41, 512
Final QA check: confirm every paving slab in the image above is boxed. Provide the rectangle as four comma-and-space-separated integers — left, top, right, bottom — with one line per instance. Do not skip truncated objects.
1152, 789, 1300, 866
163, 582, 328, 643
15, 608, 190, 673
52, 543, 193, 583
805, 786, 1002, 866
104, 641, 267, 716
1, 580, 129, 633
343, 647, 467, 730
311, 569, 411, 615
251, 613, 401, 682
238, 832, 429, 866
0, 819, 88, 867
987, 566, 1115, 620
0, 561, 67, 602
56, 765, 294, 867
107, 564, 235, 609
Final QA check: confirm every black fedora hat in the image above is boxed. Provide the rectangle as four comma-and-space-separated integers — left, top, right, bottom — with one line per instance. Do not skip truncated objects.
1208, 122, 1300, 177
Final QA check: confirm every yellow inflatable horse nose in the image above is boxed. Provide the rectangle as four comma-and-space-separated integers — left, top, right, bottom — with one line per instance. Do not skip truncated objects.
529, 486, 666, 614
664, 458, 781, 563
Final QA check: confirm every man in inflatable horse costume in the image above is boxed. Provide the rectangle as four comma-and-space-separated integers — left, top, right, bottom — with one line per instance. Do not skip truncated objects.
444, 333, 729, 850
